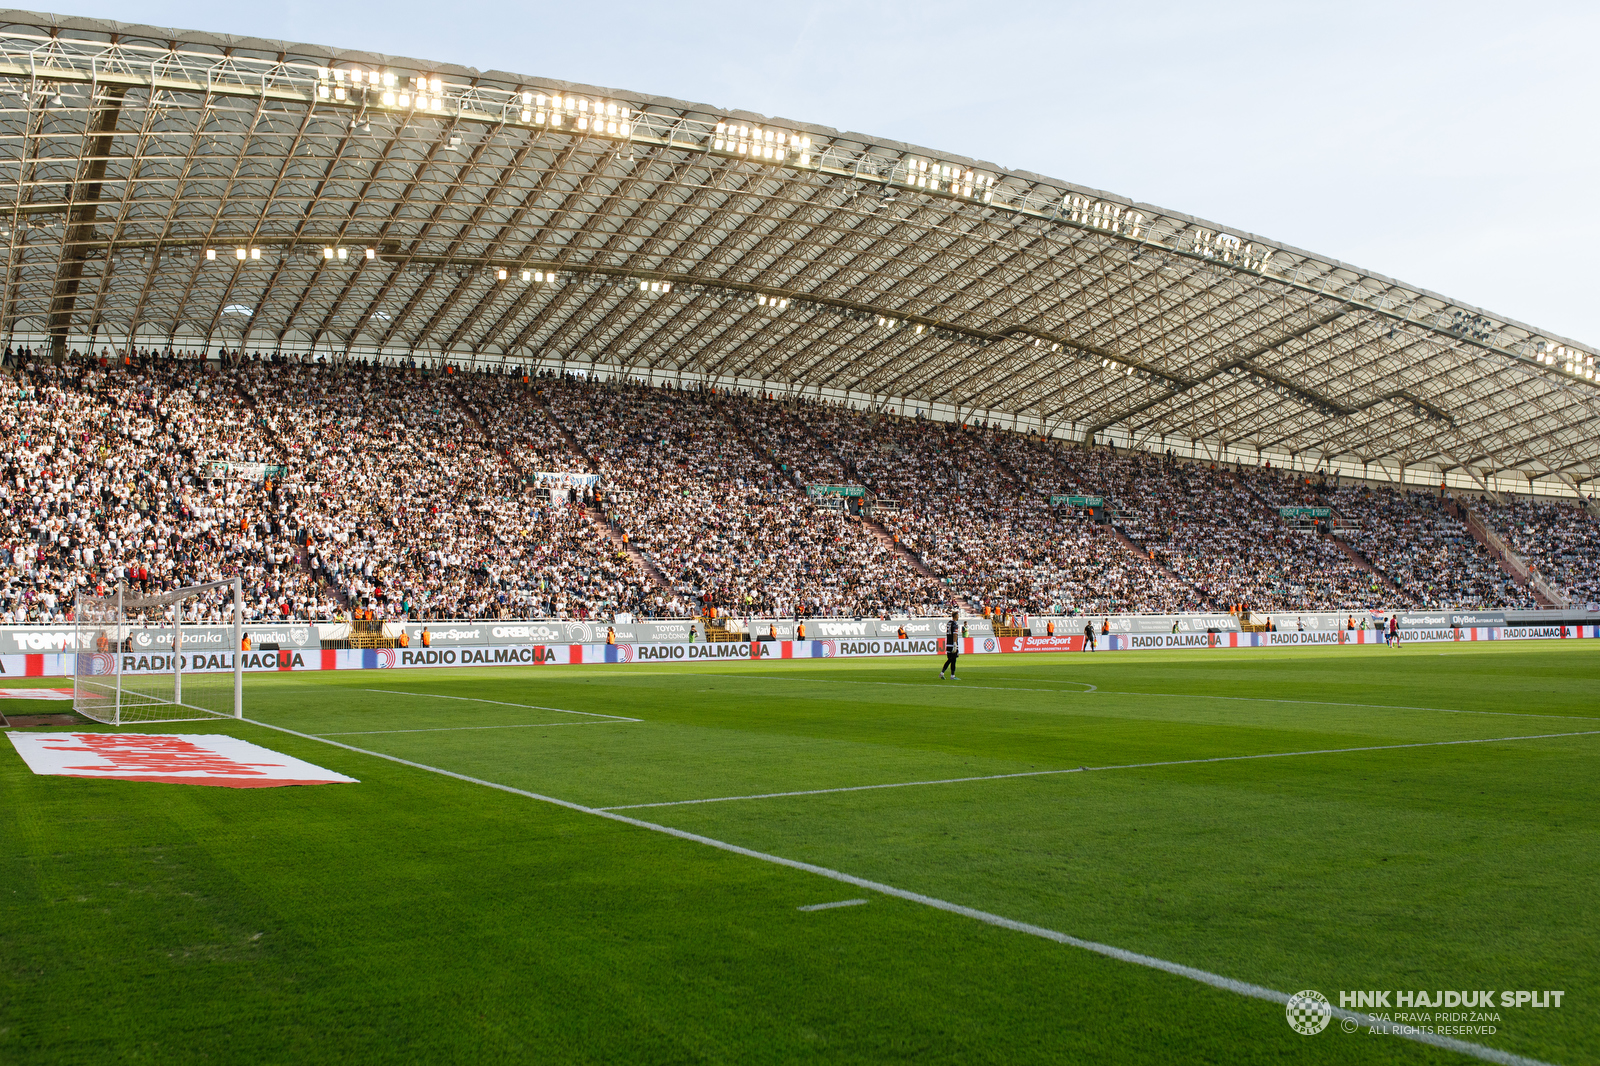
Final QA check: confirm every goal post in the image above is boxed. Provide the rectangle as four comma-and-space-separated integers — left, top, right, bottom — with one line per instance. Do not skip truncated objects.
75, 576, 245, 726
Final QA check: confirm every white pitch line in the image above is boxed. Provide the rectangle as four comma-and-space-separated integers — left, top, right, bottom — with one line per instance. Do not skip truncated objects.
1089, 689, 1600, 723
234, 714, 1557, 1066
359, 688, 641, 722
798, 899, 868, 912
598, 729, 1600, 811
320, 721, 626, 736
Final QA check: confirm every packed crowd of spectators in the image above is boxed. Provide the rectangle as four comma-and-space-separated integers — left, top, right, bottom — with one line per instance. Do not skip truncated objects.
1475, 495, 1600, 606
541, 380, 946, 618
1, 348, 1582, 625
1322, 484, 1535, 609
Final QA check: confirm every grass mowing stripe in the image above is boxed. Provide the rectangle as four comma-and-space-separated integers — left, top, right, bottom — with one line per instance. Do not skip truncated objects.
599, 729, 1600, 810
744, 672, 1600, 721
318, 721, 628, 736
235, 713, 1559, 1066
359, 687, 642, 721
738, 674, 1102, 694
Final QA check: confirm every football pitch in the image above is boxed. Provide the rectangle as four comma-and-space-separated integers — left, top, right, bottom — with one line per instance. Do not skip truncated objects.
3, 642, 1597, 1065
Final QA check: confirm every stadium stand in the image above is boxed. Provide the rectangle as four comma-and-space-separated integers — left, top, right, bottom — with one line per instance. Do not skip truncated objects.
7, 349, 1594, 626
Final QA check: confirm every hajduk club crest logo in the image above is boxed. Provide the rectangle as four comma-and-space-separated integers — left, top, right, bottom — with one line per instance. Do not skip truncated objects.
1285, 989, 1332, 1035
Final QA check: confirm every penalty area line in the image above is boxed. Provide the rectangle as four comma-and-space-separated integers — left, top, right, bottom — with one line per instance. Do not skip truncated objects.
599, 729, 1600, 811
234, 713, 1553, 1066
359, 688, 641, 722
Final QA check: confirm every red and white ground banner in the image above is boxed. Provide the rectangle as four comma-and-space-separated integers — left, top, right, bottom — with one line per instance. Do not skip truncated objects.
5, 732, 359, 788
0, 687, 75, 700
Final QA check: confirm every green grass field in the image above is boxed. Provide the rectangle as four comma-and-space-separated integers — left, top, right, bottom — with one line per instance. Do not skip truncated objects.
3, 642, 1597, 1065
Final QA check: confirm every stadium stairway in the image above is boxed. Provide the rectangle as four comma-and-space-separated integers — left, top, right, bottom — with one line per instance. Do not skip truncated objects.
450, 380, 669, 593
979, 437, 1030, 488
1228, 467, 1406, 597
1448, 497, 1567, 608
1106, 523, 1212, 606
718, 402, 803, 489
536, 394, 601, 474
228, 375, 292, 464
861, 516, 938, 579
1327, 534, 1403, 595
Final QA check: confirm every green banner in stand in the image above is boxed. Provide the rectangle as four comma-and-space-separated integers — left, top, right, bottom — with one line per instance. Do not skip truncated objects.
1278, 506, 1331, 519
806, 484, 866, 498
1050, 494, 1104, 507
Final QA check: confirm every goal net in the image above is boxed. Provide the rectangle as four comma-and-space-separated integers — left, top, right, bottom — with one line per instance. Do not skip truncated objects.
74, 577, 244, 725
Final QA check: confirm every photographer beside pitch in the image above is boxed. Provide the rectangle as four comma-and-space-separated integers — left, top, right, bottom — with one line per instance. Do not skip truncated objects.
939, 611, 961, 680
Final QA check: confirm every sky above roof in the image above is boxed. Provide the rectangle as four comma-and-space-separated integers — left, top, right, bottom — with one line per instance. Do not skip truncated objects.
54, 0, 1600, 346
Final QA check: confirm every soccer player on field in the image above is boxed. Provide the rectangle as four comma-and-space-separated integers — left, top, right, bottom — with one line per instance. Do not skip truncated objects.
940, 612, 961, 679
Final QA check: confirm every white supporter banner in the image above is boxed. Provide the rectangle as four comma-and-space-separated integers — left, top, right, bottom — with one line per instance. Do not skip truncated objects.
5, 732, 358, 788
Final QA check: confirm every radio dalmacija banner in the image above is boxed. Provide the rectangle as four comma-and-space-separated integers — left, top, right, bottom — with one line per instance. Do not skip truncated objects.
1, 624, 1594, 678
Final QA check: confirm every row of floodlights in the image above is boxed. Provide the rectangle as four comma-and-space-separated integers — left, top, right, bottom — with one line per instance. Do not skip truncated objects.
1536, 343, 1595, 380
313, 67, 632, 134
204, 246, 377, 261
714, 123, 813, 165
903, 158, 994, 201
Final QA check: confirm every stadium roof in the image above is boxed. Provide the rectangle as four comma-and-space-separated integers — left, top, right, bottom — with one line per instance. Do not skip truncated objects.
1, 9, 1597, 496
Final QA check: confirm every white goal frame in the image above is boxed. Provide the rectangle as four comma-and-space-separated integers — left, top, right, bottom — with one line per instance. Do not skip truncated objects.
74, 576, 244, 725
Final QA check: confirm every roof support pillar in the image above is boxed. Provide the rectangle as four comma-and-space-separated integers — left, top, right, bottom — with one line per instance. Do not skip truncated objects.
49, 85, 126, 361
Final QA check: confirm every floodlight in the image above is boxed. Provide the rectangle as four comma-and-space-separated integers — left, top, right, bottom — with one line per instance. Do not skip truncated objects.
205, 249, 216, 260
235, 248, 246, 260
365, 248, 375, 260
323, 247, 334, 259
398, 93, 410, 108
250, 248, 260, 260
429, 77, 442, 93
497, 268, 507, 280
521, 270, 531, 281
336, 248, 347, 260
